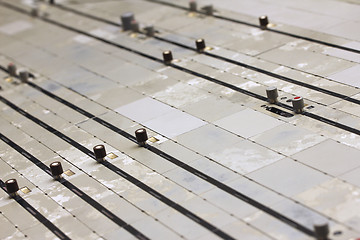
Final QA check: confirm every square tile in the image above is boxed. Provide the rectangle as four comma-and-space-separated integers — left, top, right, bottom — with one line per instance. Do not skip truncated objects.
143, 110, 206, 138
247, 158, 330, 197
208, 140, 283, 174
175, 124, 242, 156
181, 94, 245, 122
328, 65, 360, 88
295, 179, 360, 231
131, 216, 183, 240
259, 43, 355, 76
163, 167, 215, 195
152, 81, 209, 108
323, 41, 360, 63
250, 123, 326, 155
245, 211, 312, 240
215, 108, 284, 138
292, 139, 360, 176
154, 207, 211, 239
340, 167, 360, 187
220, 220, 271, 240
201, 188, 259, 219
156, 140, 201, 164
226, 177, 284, 207
270, 198, 329, 230
115, 97, 174, 123
181, 197, 236, 227
188, 157, 240, 183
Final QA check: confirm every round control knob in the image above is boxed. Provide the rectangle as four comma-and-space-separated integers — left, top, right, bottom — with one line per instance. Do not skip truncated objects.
196, 38, 206, 52
314, 223, 329, 240
292, 96, 305, 113
144, 25, 155, 37
31, 8, 38, 17
163, 51, 173, 65
202, 5, 213, 15
135, 128, 148, 147
189, 1, 197, 11
131, 20, 140, 32
5, 179, 19, 198
266, 86, 278, 104
19, 71, 29, 83
8, 63, 16, 77
50, 161, 63, 180
49, 0, 55, 4
259, 15, 269, 29
121, 12, 135, 31
93, 144, 106, 162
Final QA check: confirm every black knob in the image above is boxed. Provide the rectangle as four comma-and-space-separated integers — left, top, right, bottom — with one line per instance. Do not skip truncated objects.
196, 38, 206, 52
31, 8, 38, 17
144, 25, 155, 37
19, 71, 29, 82
189, 1, 197, 11
131, 20, 140, 32
135, 128, 148, 146
5, 179, 19, 197
8, 63, 16, 77
259, 15, 269, 28
314, 223, 329, 240
121, 12, 135, 31
163, 51, 173, 65
50, 161, 63, 179
202, 5, 213, 15
49, 0, 55, 4
93, 144, 106, 161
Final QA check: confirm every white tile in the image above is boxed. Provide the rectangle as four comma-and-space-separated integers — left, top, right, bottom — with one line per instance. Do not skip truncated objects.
188, 157, 240, 183
221, 220, 272, 240
340, 167, 360, 188
208, 140, 283, 174
143, 110, 206, 138
295, 179, 360, 231
271, 198, 329, 230
154, 208, 212, 239
328, 65, 360, 88
226, 177, 284, 206
0, 20, 33, 35
115, 97, 175, 123
250, 123, 326, 155
181, 197, 236, 227
247, 158, 330, 197
292, 139, 360, 176
201, 188, 259, 218
176, 124, 243, 156
323, 42, 360, 63
214, 108, 284, 138
132, 216, 183, 240
245, 211, 312, 240
163, 167, 215, 195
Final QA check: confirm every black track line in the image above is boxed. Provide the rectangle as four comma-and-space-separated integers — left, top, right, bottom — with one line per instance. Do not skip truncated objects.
1, 2, 359, 137
0, 133, 150, 240
0, 179, 71, 240
2, 1, 355, 237
155, 36, 360, 105
1, 2, 359, 233
50, 2, 360, 107
142, 0, 360, 54
0, 95, 235, 240
0, 67, 315, 237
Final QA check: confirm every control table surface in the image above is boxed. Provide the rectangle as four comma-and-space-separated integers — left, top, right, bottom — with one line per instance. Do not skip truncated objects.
0, 0, 360, 239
